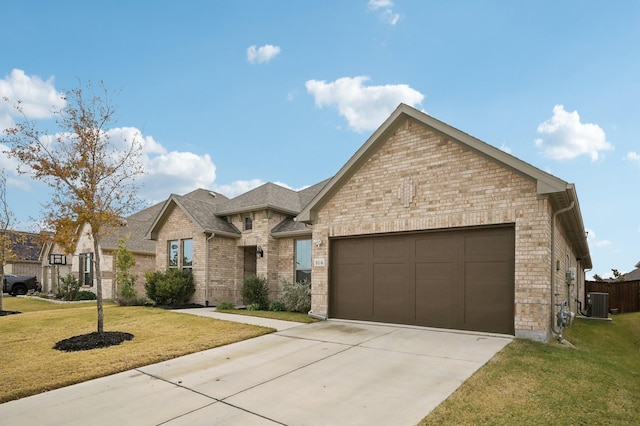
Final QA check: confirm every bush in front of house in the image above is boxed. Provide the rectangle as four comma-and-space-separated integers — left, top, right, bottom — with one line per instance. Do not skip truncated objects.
269, 300, 286, 312
144, 269, 195, 306
74, 290, 97, 301
241, 275, 269, 310
216, 301, 234, 310
280, 279, 311, 313
56, 273, 81, 301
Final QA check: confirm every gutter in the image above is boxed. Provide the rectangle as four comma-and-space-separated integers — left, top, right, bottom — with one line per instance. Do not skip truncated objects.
550, 200, 575, 338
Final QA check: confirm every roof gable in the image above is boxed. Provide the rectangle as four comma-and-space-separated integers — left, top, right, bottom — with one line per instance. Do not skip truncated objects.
296, 103, 591, 268
145, 193, 240, 240
216, 182, 302, 216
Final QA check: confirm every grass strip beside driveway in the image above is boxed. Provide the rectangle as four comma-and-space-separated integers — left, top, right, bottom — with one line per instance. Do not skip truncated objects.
0, 298, 274, 403
420, 312, 640, 425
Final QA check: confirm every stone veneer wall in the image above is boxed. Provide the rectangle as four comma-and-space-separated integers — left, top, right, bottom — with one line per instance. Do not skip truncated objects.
310, 118, 559, 340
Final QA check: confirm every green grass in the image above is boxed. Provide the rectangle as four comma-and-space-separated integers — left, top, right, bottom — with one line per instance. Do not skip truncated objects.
0, 297, 274, 403
420, 313, 640, 425
215, 307, 317, 323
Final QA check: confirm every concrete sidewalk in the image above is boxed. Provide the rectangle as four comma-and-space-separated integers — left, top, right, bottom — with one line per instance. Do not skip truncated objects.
0, 315, 511, 425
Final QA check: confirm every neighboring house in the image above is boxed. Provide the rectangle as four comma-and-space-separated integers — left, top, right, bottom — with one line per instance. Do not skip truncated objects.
40, 201, 164, 299
623, 268, 640, 281
147, 104, 591, 342
2, 231, 43, 281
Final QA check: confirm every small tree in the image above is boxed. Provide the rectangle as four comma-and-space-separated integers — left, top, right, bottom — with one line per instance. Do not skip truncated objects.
113, 238, 138, 302
56, 273, 81, 301
2, 81, 145, 333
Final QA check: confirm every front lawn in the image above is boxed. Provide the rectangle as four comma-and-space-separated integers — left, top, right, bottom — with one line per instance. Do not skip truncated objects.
0, 297, 274, 403
420, 312, 640, 425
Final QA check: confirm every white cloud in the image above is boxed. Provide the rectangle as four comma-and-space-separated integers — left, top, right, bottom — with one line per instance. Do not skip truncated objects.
212, 179, 265, 198
0, 69, 66, 131
368, 0, 400, 25
586, 228, 612, 248
534, 105, 612, 161
247, 44, 281, 64
141, 150, 217, 203
305, 76, 424, 132
625, 151, 640, 162
368, 0, 393, 10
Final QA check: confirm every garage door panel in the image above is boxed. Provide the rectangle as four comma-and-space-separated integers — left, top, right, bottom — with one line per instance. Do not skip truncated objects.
330, 263, 373, 320
330, 226, 514, 335
373, 263, 413, 323
373, 238, 410, 260
415, 237, 458, 259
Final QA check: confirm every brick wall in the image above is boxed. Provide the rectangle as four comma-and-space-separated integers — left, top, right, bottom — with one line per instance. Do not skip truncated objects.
310, 118, 558, 340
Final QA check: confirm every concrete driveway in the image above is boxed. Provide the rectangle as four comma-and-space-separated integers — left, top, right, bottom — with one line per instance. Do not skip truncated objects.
0, 318, 511, 425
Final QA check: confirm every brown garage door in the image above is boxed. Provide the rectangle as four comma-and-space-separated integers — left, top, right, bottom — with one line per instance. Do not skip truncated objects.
329, 226, 515, 335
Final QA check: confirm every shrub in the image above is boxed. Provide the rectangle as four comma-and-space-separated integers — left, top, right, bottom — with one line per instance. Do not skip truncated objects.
241, 275, 269, 310
247, 302, 261, 311
280, 279, 311, 313
56, 273, 81, 301
144, 271, 162, 303
116, 276, 147, 306
216, 301, 234, 310
144, 269, 195, 306
269, 300, 286, 312
74, 290, 97, 301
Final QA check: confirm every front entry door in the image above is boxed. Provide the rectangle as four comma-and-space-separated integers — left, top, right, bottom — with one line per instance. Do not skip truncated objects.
243, 246, 257, 278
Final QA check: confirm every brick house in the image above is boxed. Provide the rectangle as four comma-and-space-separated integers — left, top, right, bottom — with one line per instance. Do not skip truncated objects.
2, 230, 43, 281
147, 104, 591, 342
40, 202, 162, 299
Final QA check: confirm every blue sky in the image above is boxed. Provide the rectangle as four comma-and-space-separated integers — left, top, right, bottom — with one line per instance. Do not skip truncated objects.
1, 1, 638, 279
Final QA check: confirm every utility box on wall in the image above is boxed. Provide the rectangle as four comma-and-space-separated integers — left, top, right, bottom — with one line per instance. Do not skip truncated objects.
587, 292, 609, 318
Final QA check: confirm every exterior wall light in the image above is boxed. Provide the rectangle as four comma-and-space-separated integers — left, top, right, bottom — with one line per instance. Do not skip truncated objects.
256, 246, 264, 259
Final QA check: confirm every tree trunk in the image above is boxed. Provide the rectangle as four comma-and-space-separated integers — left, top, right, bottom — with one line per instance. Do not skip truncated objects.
92, 232, 104, 333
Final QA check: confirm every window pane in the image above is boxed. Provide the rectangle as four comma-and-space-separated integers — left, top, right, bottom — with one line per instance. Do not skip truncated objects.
296, 240, 312, 270
168, 240, 179, 268
296, 270, 311, 284
182, 239, 193, 268
244, 217, 252, 231
295, 239, 312, 283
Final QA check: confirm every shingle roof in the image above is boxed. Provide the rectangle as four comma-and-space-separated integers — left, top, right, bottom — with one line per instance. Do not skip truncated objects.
624, 268, 640, 281
101, 202, 165, 253
271, 179, 331, 237
215, 182, 302, 215
172, 194, 240, 236
146, 189, 241, 240
5, 231, 42, 262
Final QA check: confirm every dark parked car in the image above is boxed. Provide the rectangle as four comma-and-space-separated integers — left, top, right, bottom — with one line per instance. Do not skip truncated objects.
2, 274, 41, 296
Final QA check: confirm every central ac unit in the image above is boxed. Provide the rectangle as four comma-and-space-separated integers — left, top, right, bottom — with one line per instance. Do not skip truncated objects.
587, 292, 609, 318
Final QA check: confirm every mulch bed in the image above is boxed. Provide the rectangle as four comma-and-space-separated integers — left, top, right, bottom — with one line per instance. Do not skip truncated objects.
0, 310, 21, 316
53, 331, 134, 352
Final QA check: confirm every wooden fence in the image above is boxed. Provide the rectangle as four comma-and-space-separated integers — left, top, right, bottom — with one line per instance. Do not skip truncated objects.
585, 280, 640, 313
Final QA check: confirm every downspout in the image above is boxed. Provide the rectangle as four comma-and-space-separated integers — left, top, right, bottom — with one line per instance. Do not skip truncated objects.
550, 200, 575, 338
205, 233, 215, 307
